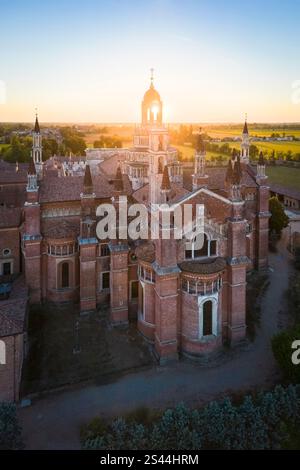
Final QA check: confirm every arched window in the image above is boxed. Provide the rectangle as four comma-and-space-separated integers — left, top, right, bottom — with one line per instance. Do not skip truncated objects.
203, 300, 213, 336
61, 262, 69, 288
0, 340, 6, 365
185, 234, 217, 259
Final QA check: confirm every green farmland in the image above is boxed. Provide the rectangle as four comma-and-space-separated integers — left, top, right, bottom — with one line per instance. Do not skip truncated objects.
266, 166, 300, 190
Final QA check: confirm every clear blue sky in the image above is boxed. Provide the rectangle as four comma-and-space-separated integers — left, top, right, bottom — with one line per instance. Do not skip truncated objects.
1, 0, 300, 122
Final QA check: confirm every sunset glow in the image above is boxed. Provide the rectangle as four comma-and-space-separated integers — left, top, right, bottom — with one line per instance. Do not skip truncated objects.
1, 0, 300, 122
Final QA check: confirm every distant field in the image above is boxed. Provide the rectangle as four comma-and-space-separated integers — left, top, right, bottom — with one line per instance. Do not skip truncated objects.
203, 126, 300, 139
266, 166, 300, 190
174, 144, 219, 161
226, 140, 300, 155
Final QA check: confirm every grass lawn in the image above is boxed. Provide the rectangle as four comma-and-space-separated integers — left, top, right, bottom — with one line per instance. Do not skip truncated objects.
266, 166, 300, 190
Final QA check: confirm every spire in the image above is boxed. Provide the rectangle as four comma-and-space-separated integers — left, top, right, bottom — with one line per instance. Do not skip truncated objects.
161, 165, 171, 192
243, 114, 248, 134
34, 113, 40, 133
196, 133, 205, 153
225, 158, 233, 183
83, 164, 93, 194
28, 157, 36, 175
231, 148, 237, 160
114, 165, 124, 192
233, 159, 242, 185
258, 151, 265, 166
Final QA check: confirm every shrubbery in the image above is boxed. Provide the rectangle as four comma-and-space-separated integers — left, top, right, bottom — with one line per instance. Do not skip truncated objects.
82, 385, 300, 450
0, 402, 23, 450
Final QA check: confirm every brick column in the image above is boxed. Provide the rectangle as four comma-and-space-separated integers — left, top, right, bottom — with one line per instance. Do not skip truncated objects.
256, 181, 270, 269
227, 203, 247, 344
23, 185, 42, 304
79, 239, 97, 312
109, 243, 129, 324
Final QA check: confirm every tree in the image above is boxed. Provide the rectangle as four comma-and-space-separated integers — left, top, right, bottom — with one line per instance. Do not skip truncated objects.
272, 325, 300, 383
0, 402, 23, 450
269, 197, 289, 235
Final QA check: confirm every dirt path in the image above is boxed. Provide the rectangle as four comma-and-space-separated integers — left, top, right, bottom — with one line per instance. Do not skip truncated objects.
19, 235, 294, 449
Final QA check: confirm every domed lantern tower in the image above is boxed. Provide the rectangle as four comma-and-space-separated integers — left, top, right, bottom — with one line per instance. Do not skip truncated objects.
142, 68, 163, 126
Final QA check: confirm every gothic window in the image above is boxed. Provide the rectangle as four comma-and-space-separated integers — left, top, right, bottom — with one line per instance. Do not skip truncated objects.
2, 262, 11, 276
101, 271, 110, 290
140, 282, 144, 317
61, 262, 69, 288
203, 300, 213, 336
0, 340, 5, 365
131, 280, 139, 299
210, 240, 217, 256
100, 243, 110, 257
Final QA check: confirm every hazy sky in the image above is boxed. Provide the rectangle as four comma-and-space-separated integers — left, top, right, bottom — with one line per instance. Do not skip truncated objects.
1, 0, 300, 123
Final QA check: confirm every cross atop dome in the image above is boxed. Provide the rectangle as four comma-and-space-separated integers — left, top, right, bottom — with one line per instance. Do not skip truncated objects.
150, 67, 154, 87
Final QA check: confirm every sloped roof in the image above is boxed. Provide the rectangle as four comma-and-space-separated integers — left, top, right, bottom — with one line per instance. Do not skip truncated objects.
179, 257, 226, 274
0, 207, 22, 229
39, 172, 132, 203
41, 217, 80, 239
0, 276, 28, 337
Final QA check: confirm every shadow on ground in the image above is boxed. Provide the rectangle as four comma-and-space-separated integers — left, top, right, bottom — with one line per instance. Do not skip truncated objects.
21, 303, 155, 396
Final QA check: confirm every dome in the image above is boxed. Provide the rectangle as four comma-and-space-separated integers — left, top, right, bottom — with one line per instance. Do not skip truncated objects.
143, 83, 161, 102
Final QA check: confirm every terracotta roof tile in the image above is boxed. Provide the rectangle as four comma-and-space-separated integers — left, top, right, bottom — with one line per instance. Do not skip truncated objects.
179, 257, 226, 274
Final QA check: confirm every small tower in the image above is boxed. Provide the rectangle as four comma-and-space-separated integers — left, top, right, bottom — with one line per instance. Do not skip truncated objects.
192, 133, 209, 190
23, 157, 42, 303
109, 165, 129, 324
32, 112, 43, 179
226, 151, 242, 202
240, 116, 250, 165
256, 151, 266, 180
27, 157, 38, 193
255, 152, 269, 269
79, 164, 97, 313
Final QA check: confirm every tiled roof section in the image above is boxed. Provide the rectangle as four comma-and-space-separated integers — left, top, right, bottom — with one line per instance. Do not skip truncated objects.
270, 183, 300, 200
184, 165, 257, 192
0, 276, 28, 337
135, 242, 155, 263
0, 207, 22, 229
41, 217, 80, 239
99, 153, 123, 176
0, 186, 26, 208
132, 182, 190, 205
39, 172, 132, 203
0, 160, 28, 184
179, 257, 226, 274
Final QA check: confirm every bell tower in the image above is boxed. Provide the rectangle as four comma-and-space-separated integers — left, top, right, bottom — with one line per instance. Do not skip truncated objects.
32, 111, 43, 179
141, 69, 163, 126
240, 115, 250, 164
